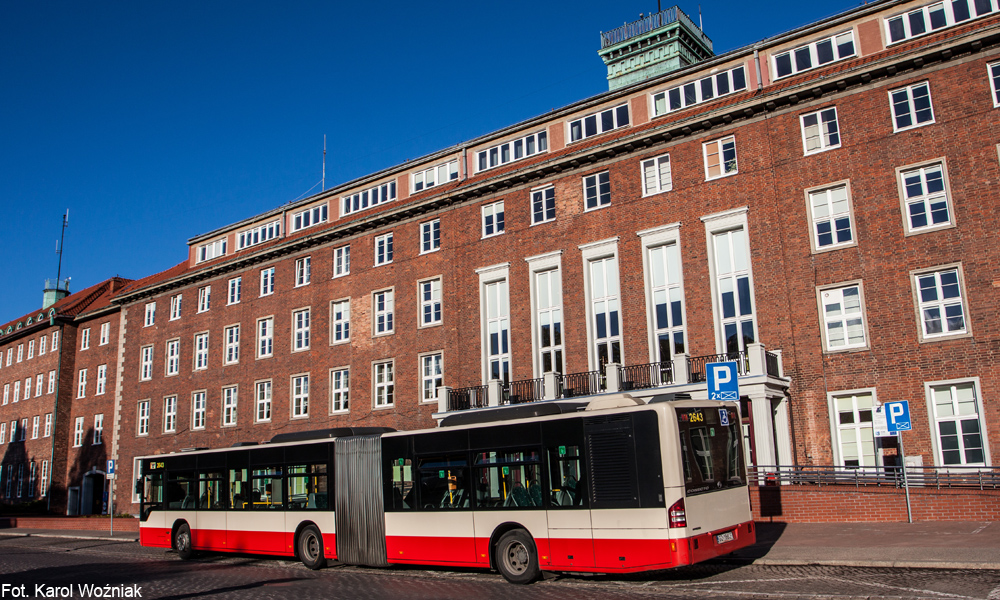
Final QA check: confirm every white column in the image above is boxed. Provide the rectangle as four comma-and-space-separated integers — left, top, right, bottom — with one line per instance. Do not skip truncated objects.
437, 386, 452, 413
771, 395, 793, 466
747, 342, 766, 375
543, 373, 560, 400
672, 353, 690, 385
488, 379, 502, 407
605, 363, 621, 393
750, 391, 777, 466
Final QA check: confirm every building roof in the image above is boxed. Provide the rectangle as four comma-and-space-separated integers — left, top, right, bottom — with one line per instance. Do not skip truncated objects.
0, 276, 132, 343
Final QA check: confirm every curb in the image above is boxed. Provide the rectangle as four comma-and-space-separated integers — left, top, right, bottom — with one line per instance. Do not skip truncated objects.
715, 556, 1000, 570
0, 531, 139, 542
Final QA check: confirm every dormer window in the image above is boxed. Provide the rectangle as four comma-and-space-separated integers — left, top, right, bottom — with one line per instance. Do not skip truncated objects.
197, 239, 227, 263
291, 204, 329, 233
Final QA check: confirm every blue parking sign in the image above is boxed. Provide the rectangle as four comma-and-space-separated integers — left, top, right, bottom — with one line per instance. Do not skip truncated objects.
885, 400, 912, 433
707, 361, 739, 401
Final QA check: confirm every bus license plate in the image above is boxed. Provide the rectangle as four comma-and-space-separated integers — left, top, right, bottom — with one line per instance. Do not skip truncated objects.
715, 531, 735, 544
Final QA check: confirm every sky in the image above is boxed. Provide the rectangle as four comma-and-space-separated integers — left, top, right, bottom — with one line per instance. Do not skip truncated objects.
0, 0, 862, 320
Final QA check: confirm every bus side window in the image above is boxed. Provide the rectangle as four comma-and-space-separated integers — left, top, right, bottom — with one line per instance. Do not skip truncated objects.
389, 458, 414, 510
417, 455, 468, 510
251, 468, 283, 509
547, 446, 585, 508
167, 472, 195, 510
230, 468, 248, 509
287, 464, 328, 510
474, 449, 541, 509
198, 472, 224, 509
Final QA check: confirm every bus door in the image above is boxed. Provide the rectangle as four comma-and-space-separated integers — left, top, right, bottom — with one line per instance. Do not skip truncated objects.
192, 470, 226, 550
544, 443, 594, 569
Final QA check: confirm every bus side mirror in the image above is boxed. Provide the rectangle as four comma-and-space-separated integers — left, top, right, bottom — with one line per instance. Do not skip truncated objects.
134, 478, 142, 495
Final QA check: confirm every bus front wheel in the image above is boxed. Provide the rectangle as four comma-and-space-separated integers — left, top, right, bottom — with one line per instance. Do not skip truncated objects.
298, 525, 326, 570
173, 523, 194, 560
495, 529, 540, 584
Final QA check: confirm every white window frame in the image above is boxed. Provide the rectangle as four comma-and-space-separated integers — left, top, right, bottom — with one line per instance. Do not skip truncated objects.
924, 377, 991, 467
13, 381, 19, 403
419, 277, 442, 327
581, 240, 623, 371
478, 263, 511, 383
420, 352, 443, 403
260, 267, 275, 296
330, 367, 349, 413
166, 339, 180, 376
896, 159, 954, 235
885, 0, 999, 45
638, 224, 687, 365
163, 396, 177, 433
641, 154, 673, 197
476, 131, 548, 172
568, 103, 629, 143
47, 371, 55, 394
2, 384, 7, 405
291, 203, 329, 232
28, 340, 34, 359
192, 391, 206, 430
651, 65, 747, 116
583, 172, 611, 211
703, 208, 758, 355
24, 377, 31, 400
526, 251, 564, 378
52, 331, 58, 351
140, 345, 153, 381
806, 180, 856, 253
817, 281, 869, 352
224, 325, 240, 364
990, 62, 1000, 107
373, 360, 395, 408
330, 298, 351, 345
373, 289, 394, 336
144, 303, 155, 327
73, 417, 84, 447
39, 335, 46, 355
291, 373, 309, 418
420, 219, 441, 254
81, 328, 91, 350
99, 322, 110, 345
197, 286, 211, 313
375, 233, 394, 266
295, 257, 312, 287
194, 332, 209, 371
36, 374, 44, 396
800, 106, 842, 155
96, 364, 107, 395
292, 307, 311, 351
255, 380, 272, 422
531, 185, 556, 225
40, 460, 49, 497
31, 416, 39, 440
196, 238, 227, 263
237, 219, 281, 250
137, 400, 150, 436
412, 159, 458, 192
333, 245, 350, 278
170, 294, 182, 320
482, 201, 505, 237
342, 182, 396, 216
257, 316, 274, 358
222, 386, 238, 427
44, 413, 52, 437
772, 30, 856, 79
228, 277, 242, 305
889, 81, 935, 132
826, 388, 881, 469
911, 264, 970, 342
703, 135, 738, 180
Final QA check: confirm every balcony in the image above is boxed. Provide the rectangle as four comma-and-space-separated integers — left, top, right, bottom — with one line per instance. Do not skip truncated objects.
436, 343, 786, 414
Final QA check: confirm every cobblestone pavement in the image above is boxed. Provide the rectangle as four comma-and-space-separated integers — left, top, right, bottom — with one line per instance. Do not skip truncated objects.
0, 536, 997, 599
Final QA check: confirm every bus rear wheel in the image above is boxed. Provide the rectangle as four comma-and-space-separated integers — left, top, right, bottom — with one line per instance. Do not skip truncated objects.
298, 525, 326, 570
495, 529, 540, 584
173, 522, 194, 560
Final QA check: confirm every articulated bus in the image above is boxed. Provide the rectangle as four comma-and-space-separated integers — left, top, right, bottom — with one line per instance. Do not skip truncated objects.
137, 393, 755, 583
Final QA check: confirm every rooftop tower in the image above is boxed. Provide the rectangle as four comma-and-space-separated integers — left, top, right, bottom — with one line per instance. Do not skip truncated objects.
599, 6, 714, 90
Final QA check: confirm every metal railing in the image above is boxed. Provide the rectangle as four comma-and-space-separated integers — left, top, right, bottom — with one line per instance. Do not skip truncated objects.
619, 361, 673, 391
750, 465, 1000, 490
449, 385, 488, 412
600, 6, 711, 51
560, 370, 605, 398
765, 351, 780, 378
689, 351, 750, 382
502, 378, 544, 405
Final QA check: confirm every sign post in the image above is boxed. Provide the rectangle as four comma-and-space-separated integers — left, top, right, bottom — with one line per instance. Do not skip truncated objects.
884, 401, 913, 523
107, 459, 116, 536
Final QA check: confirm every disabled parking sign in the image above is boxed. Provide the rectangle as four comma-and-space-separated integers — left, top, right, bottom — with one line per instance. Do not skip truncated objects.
707, 361, 739, 401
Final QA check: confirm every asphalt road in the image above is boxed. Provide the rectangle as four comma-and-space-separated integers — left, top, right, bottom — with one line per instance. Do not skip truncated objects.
0, 535, 997, 600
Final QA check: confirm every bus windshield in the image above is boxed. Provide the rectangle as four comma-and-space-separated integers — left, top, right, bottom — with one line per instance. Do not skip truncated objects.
676, 405, 745, 496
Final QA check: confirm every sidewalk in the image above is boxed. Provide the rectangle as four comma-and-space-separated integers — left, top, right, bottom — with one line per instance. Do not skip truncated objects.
1, 521, 998, 570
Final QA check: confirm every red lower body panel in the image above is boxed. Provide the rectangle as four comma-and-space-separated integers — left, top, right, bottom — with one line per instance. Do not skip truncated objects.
386, 535, 481, 567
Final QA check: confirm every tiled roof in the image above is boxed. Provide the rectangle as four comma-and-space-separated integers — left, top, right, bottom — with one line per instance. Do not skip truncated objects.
0, 276, 132, 339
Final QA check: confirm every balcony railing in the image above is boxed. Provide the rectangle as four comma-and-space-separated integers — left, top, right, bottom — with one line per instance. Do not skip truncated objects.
619, 361, 673, 391
600, 6, 711, 51
449, 385, 488, 412
751, 465, 1000, 490
689, 351, 750, 382
765, 351, 780, 378
502, 377, 544, 405
560, 370, 605, 397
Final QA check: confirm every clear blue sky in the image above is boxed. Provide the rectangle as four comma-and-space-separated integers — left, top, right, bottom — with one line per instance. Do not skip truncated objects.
0, 0, 860, 320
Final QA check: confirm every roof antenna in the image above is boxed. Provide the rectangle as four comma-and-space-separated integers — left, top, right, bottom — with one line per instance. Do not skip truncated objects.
56, 209, 69, 285
322, 135, 327, 192
699, 4, 703, 30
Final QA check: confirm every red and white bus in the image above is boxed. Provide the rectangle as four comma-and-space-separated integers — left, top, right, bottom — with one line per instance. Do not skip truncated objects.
137, 393, 755, 583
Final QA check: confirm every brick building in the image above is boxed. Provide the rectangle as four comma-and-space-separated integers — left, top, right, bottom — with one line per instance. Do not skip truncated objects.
0, 277, 129, 514
4, 0, 998, 517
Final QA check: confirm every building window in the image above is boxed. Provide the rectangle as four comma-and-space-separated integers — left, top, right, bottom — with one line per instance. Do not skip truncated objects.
31, 416, 39, 440
260, 267, 275, 296
1, 423, 5, 444
342, 181, 395, 216
641, 154, 672, 196
807, 183, 854, 251
373, 290, 394, 335
375, 233, 394, 265
531, 186, 556, 225
801, 107, 841, 154
829, 390, 878, 468
77, 369, 87, 398
225, 325, 240, 364
2, 385, 6, 405
81, 329, 91, 350
990, 62, 1000, 107
197, 286, 211, 313
222, 387, 238, 426
164, 396, 177, 433
890, 82, 934, 131
24, 377, 31, 400
28, 340, 34, 359
295, 257, 311, 287
707, 215, 757, 354
704, 136, 738, 180
52, 331, 58, 350
421, 353, 443, 403
913, 266, 968, 340
331, 299, 350, 344
886, 0, 997, 45
569, 103, 629, 142
533, 267, 564, 375
373, 361, 394, 407
820, 284, 867, 351
44, 413, 51, 437
330, 368, 349, 412
255, 381, 272, 422
137, 401, 149, 436
257, 317, 274, 358
291, 203, 329, 232
73, 417, 84, 447
588, 255, 622, 370
420, 219, 441, 253
413, 159, 458, 191
13, 381, 19, 403
484, 278, 510, 382
166, 340, 180, 376
237, 219, 281, 250
652, 65, 747, 116
96, 364, 107, 395
333, 245, 350, 278
228, 277, 242, 304
773, 31, 855, 79
194, 333, 209, 370
927, 380, 987, 466
144, 303, 155, 327
898, 161, 952, 234
99, 322, 110, 345
583, 172, 611, 210
292, 374, 309, 418
36, 374, 43, 396
481, 201, 505, 237
645, 240, 686, 363
192, 391, 206, 430
293, 308, 311, 351
39, 335, 46, 355
40, 461, 48, 497
28, 462, 37, 498
196, 238, 227, 263
476, 131, 548, 172
419, 279, 442, 327
47, 371, 55, 394
170, 294, 182, 320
